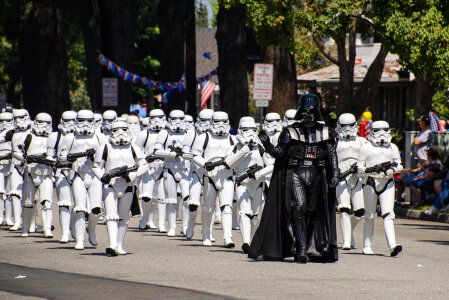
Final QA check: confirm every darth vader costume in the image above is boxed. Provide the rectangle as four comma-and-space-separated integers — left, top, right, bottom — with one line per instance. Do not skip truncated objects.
249, 94, 339, 263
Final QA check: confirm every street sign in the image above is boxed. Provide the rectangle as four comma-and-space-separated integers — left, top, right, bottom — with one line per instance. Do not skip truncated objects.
255, 100, 269, 107
253, 63, 273, 101
103, 78, 118, 107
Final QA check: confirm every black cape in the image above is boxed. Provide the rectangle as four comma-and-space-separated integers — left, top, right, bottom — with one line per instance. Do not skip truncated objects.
248, 145, 338, 262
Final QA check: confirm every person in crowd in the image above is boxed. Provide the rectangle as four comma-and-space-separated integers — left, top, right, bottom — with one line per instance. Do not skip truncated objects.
413, 115, 435, 167
424, 156, 449, 214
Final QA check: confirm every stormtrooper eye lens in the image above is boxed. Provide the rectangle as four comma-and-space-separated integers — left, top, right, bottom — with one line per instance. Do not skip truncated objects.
170, 117, 183, 121
199, 118, 209, 122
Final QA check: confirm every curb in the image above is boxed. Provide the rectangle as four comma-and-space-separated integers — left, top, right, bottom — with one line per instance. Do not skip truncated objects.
394, 206, 449, 224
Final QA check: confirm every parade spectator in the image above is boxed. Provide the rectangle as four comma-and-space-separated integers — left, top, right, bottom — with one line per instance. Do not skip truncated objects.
409, 147, 442, 205
413, 115, 435, 167
424, 156, 449, 214
359, 110, 372, 139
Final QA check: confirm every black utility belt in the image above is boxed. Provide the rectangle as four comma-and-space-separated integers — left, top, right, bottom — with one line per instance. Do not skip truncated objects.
288, 158, 325, 167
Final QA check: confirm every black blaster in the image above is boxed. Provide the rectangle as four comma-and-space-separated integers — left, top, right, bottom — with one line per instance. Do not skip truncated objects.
365, 161, 398, 175
0, 153, 12, 161
168, 144, 184, 158
339, 163, 358, 181
25, 154, 56, 166
145, 155, 157, 163
204, 158, 226, 171
67, 148, 96, 162
235, 164, 263, 185
101, 165, 138, 184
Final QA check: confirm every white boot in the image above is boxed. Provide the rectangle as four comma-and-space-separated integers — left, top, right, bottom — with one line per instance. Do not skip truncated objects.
87, 213, 99, 246
42, 208, 53, 238
0, 198, 5, 224
147, 200, 158, 229
201, 211, 213, 246
4, 197, 14, 226
20, 207, 33, 237
239, 214, 251, 245
363, 218, 375, 255
384, 218, 402, 256
59, 207, 71, 243
139, 199, 151, 230
250, 215, 259, 241
70, 209, 76, 239
10, 196, 22, 231
186, 209, 197, 239
106, 220, 118, 256
167, 204, 177, 237
221, 207, 234, 248
210, 210, 216, 242
340, 212, 352, 250
350, 215, 362, 248
157, 201, 167, 233
116, 221, 128, 255
74, 212, 85, 250
29, 204, 37, 233
181, 201, 189, 235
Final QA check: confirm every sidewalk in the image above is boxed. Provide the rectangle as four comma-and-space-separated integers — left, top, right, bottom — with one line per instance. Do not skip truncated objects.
394, 205, 449, 224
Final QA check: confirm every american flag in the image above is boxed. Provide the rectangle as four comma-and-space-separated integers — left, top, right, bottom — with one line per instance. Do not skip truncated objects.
201, 81, 215, 109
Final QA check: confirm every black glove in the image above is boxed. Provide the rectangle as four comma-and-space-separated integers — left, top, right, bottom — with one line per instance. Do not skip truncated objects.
124, 174, 131, 183
258, 130, 274, 153
100, 174, 111, 184
329, 176, 339, 188
204, 161, 215, 172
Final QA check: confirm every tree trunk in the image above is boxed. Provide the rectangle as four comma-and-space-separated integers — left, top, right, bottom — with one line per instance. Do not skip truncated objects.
335, 30, 356, 115
79, 0, 103, 112
20, 3, 71, 121
261, 41, 297, 115
415, 75, 436, 118
157, 0, 185, 114
216, 4, 249, 129
353, 44, 388, 116
185, 0, 197, 118
98, 0, 137, 115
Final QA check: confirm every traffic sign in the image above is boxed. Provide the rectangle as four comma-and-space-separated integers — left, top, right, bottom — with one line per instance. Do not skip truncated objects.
103, 78, 118, 107
253, 64, 273, 101
255, 100, 269, 107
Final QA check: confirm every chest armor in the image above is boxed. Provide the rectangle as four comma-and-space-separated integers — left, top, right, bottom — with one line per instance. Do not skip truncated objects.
234, 145, 264, 175
104, 144, 136, 172
364, 144, 395, 167
143, 130, 159, 155
287, 126, 330, 143
337, 138, 364, 171
0, 140, 12, 155
163, 131, 185, 150
203, 134, 233, 161
70, 134, 101, 172
27, 135, 48, 156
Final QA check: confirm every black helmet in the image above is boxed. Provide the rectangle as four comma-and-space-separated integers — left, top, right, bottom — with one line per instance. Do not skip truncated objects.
294, 94, 321, 127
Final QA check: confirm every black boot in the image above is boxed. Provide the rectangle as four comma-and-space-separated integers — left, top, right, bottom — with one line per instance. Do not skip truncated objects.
292, 217, 309, 263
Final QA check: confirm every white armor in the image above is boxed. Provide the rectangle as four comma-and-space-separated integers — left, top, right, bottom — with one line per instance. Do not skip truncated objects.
94, 113, 103, 134
154, 110, 189, 237
149, 109, 166, 132
21, 113, 54, 238
191, 111, 237, 247
282, 109, 297, 128
141, 117, 150, 130
184, 109, 214, 239
58, 111, 77, 135
336, 113, 367, 250
357, 121, 403, 256
126, 115, 141, 141
93, 121, 147, 256
0, 112, 14, 226
13, 109, 32, 131
232, 119, 270, 252
59, 110, 107, 250
102, 110, 118, 137
185, 115, 194, 130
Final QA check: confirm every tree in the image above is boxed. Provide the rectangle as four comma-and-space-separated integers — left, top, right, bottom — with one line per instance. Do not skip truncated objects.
196, 2, 209, 28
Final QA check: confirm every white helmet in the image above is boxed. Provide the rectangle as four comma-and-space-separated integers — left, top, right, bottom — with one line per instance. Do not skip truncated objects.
238, 118, 258, 146
13, 109, 31, 130
336, 113, 358, 140
167, 110, 186, 133
210, 111, 230, 136
141, 117, 150, 130
283, 109, 297, 127
76, 110, 95, 136
94, 113, 103, 128
0, 112, 14, 131
58, 111, 77, 135
126, 115, 141, 137
149, 109, 166, 131
109, 120, 132, 146
263, 113, 282, 134
238, 116, 255, 127
185, 115, 194, 130
102, 110, 118, 132
195, 109, 214, 133
32, 113, 52, 136
370, 120, 392, 146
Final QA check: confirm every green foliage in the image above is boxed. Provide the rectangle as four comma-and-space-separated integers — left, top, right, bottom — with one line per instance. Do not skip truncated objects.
405, 108, 415, 122
196, 2, 209, 27
208, 0, 219, 27
432, 90, 449, 120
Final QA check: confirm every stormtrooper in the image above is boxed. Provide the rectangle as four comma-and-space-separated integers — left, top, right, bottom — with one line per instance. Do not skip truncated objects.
126, 115, 141, 142
335, 113, 367, 250
153, 110, 190, 237
184, 115, 195, 130
47, 111, 77, 243
94, 113, 103, 134
134, 109, 167, 232
262, 112, 283, 191
0, 112, 14, 226
282, 109, 297, 128
93, 121, 148, 256
191, 111, 248, 247
102, 110, 118, 138
232, 118, 273, 253
0, 109, 33, 231
183, 109, 214, 239
59, 110, 107, 250
140, 117, 150, 130
20, 113, 54, 238
357, 120, 403, 256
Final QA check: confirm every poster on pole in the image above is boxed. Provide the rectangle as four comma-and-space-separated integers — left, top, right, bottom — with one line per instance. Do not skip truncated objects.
103, 78, 118, 107
253, 63, 273, 101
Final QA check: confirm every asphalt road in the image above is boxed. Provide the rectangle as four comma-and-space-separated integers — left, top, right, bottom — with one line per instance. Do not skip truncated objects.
1, 203, 449, 299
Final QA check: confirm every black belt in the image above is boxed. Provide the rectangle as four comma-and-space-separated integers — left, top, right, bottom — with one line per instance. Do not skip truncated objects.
288, 158, 325, 167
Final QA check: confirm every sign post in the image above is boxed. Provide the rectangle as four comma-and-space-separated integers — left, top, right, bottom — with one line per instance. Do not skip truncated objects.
253, 63, 273, 129
102, 78, 118, 107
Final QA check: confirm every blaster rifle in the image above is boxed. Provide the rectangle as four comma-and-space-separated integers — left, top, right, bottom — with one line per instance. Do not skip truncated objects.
339, 163, 358, 181
145, 155, 157, 163
365, 161, 398, 175
235, 164, 263, 185
101, 165, 138, 184
0, 153, 12, 161
67, 148, 96, 162
204, 158, 225, 172
168, 144, 184, 158
26, 154, 56, 166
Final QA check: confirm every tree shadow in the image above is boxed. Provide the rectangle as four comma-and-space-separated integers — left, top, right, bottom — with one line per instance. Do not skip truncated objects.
416, 239, 449, 246
398, 223, 449, 231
